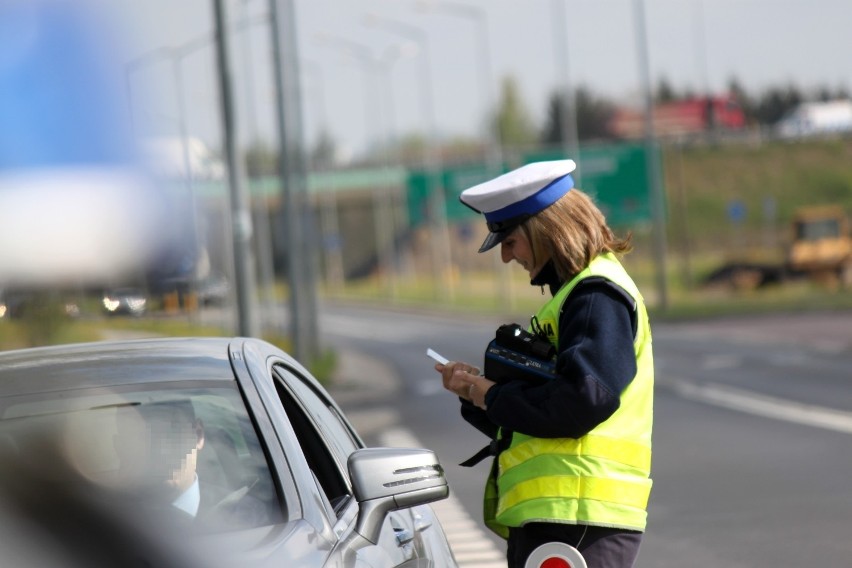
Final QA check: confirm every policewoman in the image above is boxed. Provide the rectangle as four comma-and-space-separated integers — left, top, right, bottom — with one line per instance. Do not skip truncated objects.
435, 160, 653, 568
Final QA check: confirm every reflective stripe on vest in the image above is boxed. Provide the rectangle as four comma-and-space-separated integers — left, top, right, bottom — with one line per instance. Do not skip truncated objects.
484, 253, 654, 537
500, 434, 651, 473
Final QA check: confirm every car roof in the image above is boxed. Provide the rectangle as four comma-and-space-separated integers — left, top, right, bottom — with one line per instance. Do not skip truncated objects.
0, 337, 239, 396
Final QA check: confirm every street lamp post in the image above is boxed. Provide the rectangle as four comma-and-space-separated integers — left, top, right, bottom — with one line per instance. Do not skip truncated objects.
694, 0, 710, 97
315, 34, 409, 298
414, 1, 514, 305
633, 0, 669, 311
300, 60, 345, 293
414, 1, 502, 169
552, 0, 581, 183
268, 0, 319, 363
213, 0, 257, 337
170, 46, 204, 323
125, 11, 272, 332
364, 13, 455, 300
238, 0, 278, 335
126, 39, 210, 323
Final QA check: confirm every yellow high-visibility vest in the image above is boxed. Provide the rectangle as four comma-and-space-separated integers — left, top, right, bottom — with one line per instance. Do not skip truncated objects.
484, 253, 654, 538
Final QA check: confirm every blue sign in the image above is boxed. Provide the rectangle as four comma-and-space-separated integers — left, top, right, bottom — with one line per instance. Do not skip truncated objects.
727, 200, 747, 224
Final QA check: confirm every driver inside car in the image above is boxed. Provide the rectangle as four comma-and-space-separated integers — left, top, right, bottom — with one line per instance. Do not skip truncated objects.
114, 401, 208, 519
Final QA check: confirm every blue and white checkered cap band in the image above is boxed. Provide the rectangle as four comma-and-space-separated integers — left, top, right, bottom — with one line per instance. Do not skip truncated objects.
460, 160, 576, 252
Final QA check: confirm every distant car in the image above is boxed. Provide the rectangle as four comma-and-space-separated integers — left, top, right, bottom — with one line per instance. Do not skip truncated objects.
102, 287, 147, 316
0, 338, 457, 567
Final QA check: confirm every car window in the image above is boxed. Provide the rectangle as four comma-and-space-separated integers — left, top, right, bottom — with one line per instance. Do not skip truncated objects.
274, 366, 362, 462
0, 383, 284, 532
272, 365, 361, 515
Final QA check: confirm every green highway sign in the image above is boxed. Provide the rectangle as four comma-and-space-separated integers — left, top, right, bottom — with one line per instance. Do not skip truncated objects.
407, 143, 662, 228
526, 143, 658, 228
406, 163, 500, 225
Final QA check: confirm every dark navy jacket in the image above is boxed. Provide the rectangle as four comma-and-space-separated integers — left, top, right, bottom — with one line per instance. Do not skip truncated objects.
461, 260, 638, 440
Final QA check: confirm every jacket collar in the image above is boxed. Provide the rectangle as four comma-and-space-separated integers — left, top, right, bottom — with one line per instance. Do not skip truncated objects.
530, 259, 564, 297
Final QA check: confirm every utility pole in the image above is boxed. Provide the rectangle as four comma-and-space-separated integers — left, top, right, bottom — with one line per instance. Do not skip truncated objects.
633, 0, 669, 311
365, 14, 455, 300
212, 0, 257, 336
269, 0, 319, 362
552, 0, 581, 184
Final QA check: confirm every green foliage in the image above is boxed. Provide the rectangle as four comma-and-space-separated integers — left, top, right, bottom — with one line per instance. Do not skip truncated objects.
260, 331, 337, 385
5, 291, 81, 347
655, 76, 679, 103
727, 77, 755, 122
540, 85, 617, 145
244, 141, 280, 177
0, 314, 339, 387
0, 316, 102, 350
310, 129, 338, 170
539, 78, 847, 147
752, 83, 805, 124
574, 87, 618, 142
392, 132, 428, 164
663, 138, 852, 251
327, 137, 852, 318
492, 76, 537, 148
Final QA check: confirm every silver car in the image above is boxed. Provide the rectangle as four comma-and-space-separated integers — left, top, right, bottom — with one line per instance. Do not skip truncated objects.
0, 338, 458, 567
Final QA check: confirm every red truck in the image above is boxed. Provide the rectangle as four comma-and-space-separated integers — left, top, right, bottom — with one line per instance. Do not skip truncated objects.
609, 95, 746, 139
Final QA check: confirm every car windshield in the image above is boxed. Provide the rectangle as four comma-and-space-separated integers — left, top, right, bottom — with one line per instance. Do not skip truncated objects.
0, 383, 284, 533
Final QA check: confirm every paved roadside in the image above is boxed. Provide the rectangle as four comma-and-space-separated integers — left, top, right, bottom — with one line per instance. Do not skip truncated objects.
326, 347, 402, 440
655, 309, 852, 350
325, 347, 508, 568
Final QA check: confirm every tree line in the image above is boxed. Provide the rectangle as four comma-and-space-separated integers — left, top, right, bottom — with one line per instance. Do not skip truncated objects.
522, 75, 850, 147
244, 75, 850, 174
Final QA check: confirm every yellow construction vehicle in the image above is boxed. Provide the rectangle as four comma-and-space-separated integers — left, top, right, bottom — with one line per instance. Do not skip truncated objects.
786, 205, 852, 286
705, 204, 852, 289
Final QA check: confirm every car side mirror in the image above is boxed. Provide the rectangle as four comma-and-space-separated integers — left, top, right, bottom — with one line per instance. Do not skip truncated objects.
348, 447, 449, 544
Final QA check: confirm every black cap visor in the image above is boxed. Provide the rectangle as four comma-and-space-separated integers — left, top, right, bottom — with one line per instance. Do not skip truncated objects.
477, 214, 531, 253
478, 230, 507, 253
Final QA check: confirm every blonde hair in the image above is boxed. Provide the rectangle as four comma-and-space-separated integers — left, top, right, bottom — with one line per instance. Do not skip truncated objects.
519, 189, 632, 282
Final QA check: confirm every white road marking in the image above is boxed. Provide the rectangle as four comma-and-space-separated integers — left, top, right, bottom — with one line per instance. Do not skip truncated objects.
672, 379, 852, 434
378, 427, 506, 568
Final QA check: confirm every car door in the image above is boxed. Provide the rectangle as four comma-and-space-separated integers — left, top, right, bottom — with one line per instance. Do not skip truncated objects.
270, 361, 426, 568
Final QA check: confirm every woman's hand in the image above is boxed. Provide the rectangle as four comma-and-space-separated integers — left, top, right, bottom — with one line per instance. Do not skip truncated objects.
435, 361, 495, 409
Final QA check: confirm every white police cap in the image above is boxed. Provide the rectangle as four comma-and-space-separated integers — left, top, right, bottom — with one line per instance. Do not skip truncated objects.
460, 159, 576, 252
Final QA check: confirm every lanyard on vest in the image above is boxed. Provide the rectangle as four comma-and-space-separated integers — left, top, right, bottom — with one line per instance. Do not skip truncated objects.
459, 430, 513, 467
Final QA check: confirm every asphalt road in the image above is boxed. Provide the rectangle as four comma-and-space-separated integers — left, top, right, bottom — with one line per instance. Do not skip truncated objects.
322, 303, 852, 568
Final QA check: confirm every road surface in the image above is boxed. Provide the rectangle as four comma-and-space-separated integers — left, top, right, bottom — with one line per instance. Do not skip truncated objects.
323, 303, 852, 567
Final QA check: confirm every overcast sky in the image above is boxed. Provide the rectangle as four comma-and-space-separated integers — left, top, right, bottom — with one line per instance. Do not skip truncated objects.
99, 0, 852, 159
